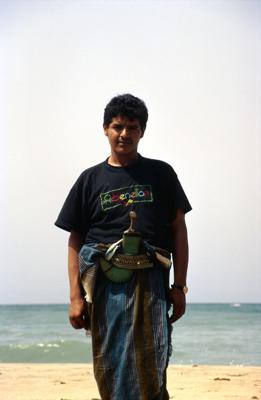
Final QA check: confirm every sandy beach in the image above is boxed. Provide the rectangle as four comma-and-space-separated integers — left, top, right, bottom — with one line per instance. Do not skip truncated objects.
1, 363, 261, 400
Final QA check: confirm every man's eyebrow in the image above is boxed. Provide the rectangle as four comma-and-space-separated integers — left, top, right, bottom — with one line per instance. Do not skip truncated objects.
112, 123, 123, 127
111, 122, 139, 129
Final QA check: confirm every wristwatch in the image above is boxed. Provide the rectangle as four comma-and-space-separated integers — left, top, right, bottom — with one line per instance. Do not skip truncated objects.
171, 283, 188, 295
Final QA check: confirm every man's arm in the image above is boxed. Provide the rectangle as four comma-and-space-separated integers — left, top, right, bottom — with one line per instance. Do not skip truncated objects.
169, 208, 189, 324
68, 230, 88, 329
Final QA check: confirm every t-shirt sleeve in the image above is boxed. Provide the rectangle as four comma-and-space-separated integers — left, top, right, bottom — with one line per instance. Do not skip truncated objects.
167, 166, 192, 221
54, 173, 88, 236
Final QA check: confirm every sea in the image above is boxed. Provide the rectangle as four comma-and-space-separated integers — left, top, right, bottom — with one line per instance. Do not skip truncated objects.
0, 303, 260, 365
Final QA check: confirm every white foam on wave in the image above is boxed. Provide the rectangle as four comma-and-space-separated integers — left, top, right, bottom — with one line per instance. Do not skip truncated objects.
37, 343, 60, 348
230, 303, 241, 307
15, 344, 30, 349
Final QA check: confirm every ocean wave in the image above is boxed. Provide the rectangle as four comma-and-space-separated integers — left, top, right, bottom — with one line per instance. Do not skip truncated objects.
1, 304, 260, 365
0, 339, 93, 363
230, 303, 241, 307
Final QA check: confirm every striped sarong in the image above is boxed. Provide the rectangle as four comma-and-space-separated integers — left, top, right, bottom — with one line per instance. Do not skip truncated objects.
88, 264, 172, 400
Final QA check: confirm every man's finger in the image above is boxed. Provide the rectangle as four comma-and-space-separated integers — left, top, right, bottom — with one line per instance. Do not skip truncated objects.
70, 320, 81, 329
169, 312, 181, 324
70, 316, 85, 329
169, 306, 185, 324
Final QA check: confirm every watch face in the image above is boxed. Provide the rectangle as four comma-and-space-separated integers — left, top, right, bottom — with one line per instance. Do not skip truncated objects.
183, 286, 188, 294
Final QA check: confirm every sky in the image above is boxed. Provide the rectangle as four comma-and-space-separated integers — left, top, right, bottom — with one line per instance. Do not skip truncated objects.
0, 0, 260, 304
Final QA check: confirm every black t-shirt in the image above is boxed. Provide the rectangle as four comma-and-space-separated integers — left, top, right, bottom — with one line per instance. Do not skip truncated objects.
55, 155, 192, 251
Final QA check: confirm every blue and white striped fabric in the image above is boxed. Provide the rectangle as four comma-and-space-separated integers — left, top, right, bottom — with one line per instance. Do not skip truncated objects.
90, 265, 172, 400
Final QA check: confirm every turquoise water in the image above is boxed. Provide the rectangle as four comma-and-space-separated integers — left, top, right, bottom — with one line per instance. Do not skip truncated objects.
0, 303, 260, 365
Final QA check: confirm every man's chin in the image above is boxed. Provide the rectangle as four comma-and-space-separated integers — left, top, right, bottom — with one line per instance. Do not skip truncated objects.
114, 147, 137, 157
115, 146, 132, 153
117, 143, 132, 149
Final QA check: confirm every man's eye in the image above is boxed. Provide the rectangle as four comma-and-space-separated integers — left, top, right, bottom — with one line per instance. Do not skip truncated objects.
113, 125, 123, 131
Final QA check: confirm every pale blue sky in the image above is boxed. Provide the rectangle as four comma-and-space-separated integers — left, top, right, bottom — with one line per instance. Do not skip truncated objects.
1, 0, 260, 303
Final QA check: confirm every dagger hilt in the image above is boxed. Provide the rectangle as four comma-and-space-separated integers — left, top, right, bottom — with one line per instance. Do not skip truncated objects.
124, 211, 137, 234
123, 211, 141, 255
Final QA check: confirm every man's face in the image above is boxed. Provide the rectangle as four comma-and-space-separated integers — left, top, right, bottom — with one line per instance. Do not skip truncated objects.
104, 115, 144, 157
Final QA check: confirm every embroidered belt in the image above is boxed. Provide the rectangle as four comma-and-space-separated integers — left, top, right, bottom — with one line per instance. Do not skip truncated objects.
111, 253, 153, 269
99, 249, 154, 284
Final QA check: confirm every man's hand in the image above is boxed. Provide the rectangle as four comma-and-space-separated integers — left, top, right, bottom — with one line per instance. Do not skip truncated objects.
68, 231, 88, 330
170, 208, 188, 323
169, 287, 186, 324
69, 298, 88, 330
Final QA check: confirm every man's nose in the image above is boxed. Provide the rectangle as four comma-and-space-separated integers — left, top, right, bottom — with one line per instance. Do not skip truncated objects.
120, 127, 130, 137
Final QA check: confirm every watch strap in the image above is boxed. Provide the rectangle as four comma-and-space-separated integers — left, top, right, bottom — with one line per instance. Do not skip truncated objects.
171, 283, 188, 294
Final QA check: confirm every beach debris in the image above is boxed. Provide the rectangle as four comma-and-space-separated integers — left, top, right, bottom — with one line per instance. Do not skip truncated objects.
251, 396, 258, 399
214, 377, 231, 381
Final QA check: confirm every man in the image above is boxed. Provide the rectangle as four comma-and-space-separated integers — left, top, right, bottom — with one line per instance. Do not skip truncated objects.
55, 94, 191, 400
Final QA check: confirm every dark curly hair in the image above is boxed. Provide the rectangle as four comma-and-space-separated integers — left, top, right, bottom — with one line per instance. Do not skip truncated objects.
103, 94, 148, 132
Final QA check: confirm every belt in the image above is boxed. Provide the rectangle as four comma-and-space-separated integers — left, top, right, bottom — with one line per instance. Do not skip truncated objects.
112, 253, 153, 269
80, 211, 172, 293
99, 239, 171, 283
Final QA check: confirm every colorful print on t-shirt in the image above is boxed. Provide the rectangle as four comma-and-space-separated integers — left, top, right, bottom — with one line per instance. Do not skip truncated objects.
100, 184, 153, 211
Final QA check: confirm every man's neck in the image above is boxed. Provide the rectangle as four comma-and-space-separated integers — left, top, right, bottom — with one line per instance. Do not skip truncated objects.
108, 152, 139, 167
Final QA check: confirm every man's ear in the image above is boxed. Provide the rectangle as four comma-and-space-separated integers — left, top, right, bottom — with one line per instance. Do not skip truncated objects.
103, 124, 108, 136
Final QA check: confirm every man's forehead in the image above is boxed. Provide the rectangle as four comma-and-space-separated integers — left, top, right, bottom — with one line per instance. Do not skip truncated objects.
110, 115, 140, 125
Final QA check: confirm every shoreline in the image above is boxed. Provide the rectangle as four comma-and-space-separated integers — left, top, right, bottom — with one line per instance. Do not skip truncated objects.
1, 363, 261, 399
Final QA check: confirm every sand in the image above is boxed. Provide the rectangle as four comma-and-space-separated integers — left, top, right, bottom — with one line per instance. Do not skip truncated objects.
1, 363, 261, 400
